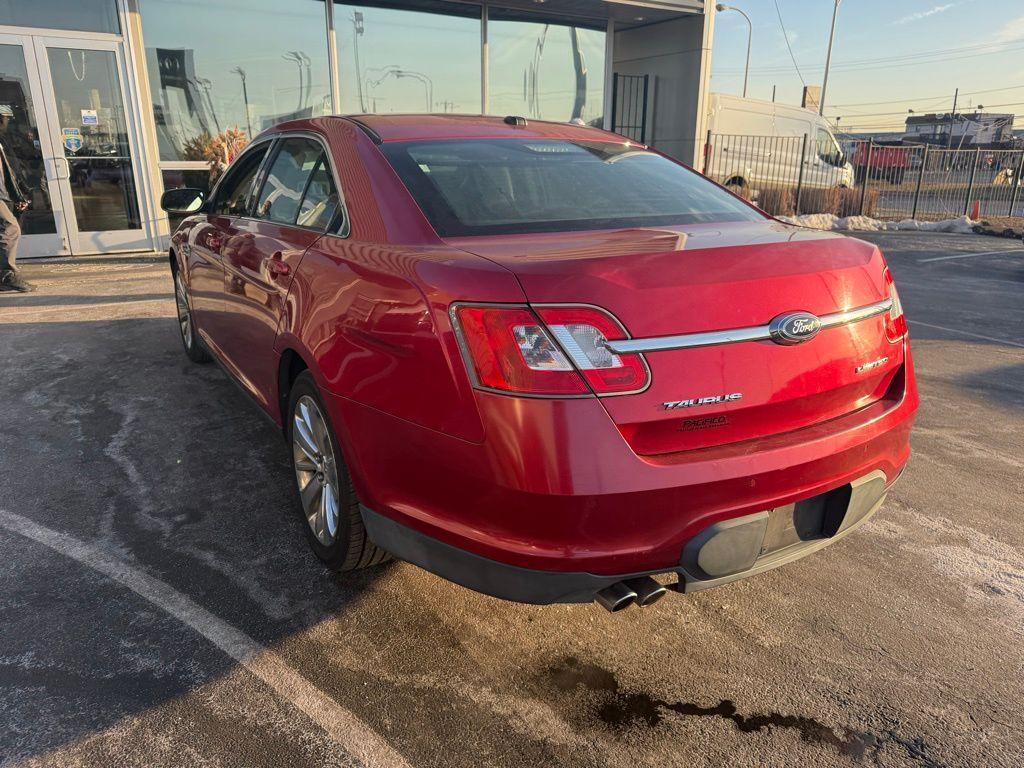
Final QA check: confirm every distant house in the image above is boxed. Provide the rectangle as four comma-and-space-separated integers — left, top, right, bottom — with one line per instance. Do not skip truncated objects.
904, 112, 1015, 145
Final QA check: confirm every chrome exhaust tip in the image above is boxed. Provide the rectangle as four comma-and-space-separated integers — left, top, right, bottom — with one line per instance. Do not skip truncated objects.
625, 576, 668, 607
595, 582, 638, 612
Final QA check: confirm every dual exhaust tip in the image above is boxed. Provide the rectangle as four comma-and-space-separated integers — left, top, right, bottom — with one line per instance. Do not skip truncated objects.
595, 576, 668, 612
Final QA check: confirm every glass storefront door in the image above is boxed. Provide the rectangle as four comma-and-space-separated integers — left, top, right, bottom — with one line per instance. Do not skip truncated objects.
0, 34, 63, 257
34, 36, 146, 253
0, 33, 148, 256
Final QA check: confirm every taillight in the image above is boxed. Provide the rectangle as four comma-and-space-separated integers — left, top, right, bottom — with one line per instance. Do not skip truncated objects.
533, 306, 650, 394
883, 268, 907, 342
452, 305, 589, 395
451, 304, 649, 397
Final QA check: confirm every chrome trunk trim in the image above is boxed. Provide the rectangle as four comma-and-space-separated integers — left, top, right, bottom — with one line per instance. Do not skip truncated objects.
605, 299, 893, 354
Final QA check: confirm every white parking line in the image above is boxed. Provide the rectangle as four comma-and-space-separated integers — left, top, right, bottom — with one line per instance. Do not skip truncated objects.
0, 509, 412, 768
918, 248, 1024, 263
910, 320, 1024, 349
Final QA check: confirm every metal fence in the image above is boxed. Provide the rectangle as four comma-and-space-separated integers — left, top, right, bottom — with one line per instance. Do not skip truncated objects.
703, 131, 1024, 221
610, 73, 649, 144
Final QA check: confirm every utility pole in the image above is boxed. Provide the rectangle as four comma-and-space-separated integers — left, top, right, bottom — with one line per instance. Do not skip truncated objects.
819, 0, 841, 116
771, 85, 776, 103
947, 87, 958, 148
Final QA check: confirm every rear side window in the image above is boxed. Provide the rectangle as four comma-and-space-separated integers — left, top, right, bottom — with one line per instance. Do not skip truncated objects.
213, 142, 270, 216
255, 138, 339, 228
381, 139, 764, 236
295, 157, 342, 231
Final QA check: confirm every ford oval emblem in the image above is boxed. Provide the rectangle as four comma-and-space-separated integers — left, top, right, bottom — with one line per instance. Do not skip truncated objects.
768, 311, 822, 345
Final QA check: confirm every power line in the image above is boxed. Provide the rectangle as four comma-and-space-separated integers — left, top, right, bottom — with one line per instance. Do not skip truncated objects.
832, 100, 1024, 119
830, 83, 1024, 108
717, 38, 1024, 76
772, 0, 806, 87
833, 96, 952, 117
717, 36, 1024, 74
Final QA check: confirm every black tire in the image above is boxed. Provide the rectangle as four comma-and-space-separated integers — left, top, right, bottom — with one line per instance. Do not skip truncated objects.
173, 268, 211, 363
286, 371, 390, 572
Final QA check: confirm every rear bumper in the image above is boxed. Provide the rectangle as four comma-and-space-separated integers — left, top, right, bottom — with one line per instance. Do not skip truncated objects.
327, 347, 917, 596
360, 468, 894, 604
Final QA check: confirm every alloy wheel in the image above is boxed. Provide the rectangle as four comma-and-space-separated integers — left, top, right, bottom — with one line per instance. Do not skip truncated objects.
292, 395, 341, 546
174, 272, 192, 348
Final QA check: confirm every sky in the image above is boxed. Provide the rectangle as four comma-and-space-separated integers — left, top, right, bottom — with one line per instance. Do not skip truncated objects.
710, 0, 1024, 135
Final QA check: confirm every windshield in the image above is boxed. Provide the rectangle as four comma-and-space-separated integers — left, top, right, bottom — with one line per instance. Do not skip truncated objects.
381, 139, 765, 237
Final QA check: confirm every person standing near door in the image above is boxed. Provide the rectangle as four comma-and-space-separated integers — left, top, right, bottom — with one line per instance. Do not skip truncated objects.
0, 104, 34, 293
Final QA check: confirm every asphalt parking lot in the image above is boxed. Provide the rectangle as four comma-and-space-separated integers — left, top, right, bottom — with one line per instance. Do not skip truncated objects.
1, 231, 1022, 768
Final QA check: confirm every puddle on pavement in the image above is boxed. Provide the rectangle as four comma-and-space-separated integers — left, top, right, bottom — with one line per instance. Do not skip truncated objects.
546, 656, 876, 760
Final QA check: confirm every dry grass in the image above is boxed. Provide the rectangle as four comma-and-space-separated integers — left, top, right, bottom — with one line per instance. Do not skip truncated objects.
754, 185, 877, 218
756, 187, 795, 217
797, 188, 841, 216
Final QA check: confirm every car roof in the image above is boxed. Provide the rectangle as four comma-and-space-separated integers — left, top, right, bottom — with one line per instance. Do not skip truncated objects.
336, 113, 628, 144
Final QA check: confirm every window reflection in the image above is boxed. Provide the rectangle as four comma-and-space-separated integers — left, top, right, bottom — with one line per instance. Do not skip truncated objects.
489, 19, 604, 125
0, 44, 56, 235
140, 0, 329, 161
333, 2, 480, 114
0, 0, 119, 34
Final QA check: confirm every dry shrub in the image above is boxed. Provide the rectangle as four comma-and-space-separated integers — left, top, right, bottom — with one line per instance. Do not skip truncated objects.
756, 186, 795, 216
753, 185, 878, 219
797, 187, 841, 216
832, 187, 878, 217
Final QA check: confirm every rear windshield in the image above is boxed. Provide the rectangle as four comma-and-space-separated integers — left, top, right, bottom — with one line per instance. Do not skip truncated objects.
380, 139, 764, 237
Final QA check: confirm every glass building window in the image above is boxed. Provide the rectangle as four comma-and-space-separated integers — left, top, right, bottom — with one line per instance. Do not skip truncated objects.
333, 2, 480, 114
0, 0, 120, 34
489, 18, 604, 126
139, 0, 329, 161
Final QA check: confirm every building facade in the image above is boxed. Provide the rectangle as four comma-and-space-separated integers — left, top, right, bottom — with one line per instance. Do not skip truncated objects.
0, 0, 712, 259
904, 112, 1016, 146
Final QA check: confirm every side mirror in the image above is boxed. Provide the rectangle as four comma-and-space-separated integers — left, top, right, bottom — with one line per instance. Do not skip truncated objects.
160, 187, 207, 214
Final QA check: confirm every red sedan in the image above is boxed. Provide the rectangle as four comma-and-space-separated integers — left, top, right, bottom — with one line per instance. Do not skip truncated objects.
161, 115, 917, 612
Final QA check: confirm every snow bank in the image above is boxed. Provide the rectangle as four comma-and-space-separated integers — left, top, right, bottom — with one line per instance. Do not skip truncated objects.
776, 214, 977, 234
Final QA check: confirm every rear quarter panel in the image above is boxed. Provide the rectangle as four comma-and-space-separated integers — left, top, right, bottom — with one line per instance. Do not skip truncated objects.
273, 120, 526, 443
277, 238, 524, 444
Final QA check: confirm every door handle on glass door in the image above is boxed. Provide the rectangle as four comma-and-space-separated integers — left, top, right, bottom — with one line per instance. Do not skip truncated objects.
49, 157, 70, 181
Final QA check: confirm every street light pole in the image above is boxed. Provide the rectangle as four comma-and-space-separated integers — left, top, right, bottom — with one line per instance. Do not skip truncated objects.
231, 67, 252, 138
715, 4, 751, 98
352, 12, 366, 113
819, 0, 841, 116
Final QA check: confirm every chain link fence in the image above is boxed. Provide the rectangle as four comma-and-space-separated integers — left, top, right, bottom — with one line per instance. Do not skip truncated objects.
703, 132, 1024, 222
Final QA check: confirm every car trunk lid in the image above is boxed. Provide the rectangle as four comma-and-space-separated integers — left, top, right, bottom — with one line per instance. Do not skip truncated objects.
449, 221, 904, 455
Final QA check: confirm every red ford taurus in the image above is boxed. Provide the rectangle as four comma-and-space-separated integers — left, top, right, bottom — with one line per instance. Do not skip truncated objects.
161, 114, 917, 611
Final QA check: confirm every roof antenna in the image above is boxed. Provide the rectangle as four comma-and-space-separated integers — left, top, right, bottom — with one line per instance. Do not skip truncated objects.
503, 115, 528, 126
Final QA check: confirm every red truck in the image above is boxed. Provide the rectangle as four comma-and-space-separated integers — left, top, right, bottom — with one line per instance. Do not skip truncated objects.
853, 142, 912, 185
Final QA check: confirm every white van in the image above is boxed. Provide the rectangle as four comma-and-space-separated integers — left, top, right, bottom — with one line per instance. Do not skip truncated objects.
705, 93, 854, 191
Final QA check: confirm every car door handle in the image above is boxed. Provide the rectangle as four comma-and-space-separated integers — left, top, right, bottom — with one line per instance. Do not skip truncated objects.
266, 253, 291, 277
